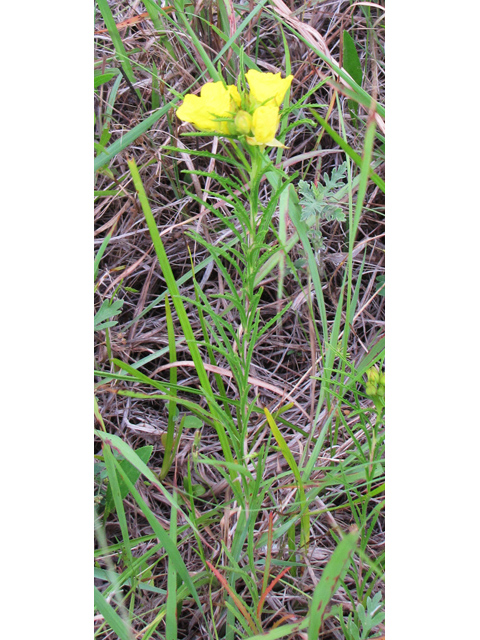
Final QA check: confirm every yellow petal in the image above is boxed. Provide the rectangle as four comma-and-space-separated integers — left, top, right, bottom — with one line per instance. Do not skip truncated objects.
246, 70, 293, 107
200, 82, 233, 113
245, 136, 286, 148
177, 81, 239, 134
251, 105, 280, 144
177, 94, 218, 131
228, 85, 241, 107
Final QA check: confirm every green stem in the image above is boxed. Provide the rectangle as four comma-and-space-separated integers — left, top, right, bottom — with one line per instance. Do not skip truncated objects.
236, 145, 267, 463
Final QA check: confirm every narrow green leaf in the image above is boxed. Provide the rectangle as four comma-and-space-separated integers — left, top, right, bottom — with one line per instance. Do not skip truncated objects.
172, 11, 220, 81
98, 436, 205, 614
96, 431, 196, 533
244, 620, 304, 640
287, 183, 329, 344
95, 72, 119, 88
352, 116, 378, 246
277, 17, 384, 119
94, 586, 134, 640
151, 61, 160, 111
104, 445, 153, 518
94, 101, 176, 172
126, 157, 238, 479
95, 0, 141, 100
205, 0, 269, 71
308, 531, 358, 640
159, 294, 178, 480
126, 157, 212, 395
103, 444, 133, 566
166, 491, 178, 640
343, 31, 363, 87
264, 408, 309, 548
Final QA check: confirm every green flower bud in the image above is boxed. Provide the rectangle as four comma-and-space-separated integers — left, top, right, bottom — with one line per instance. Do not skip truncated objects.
234, 110, 253, 135
365, 383, 377, 397
367, 367, 380, 384
377, 385, 385, 398
379, 372, 385, 386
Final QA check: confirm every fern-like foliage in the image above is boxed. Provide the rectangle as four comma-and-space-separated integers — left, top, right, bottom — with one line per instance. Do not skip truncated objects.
94, 298, 124, 331
298, 161, 348, 222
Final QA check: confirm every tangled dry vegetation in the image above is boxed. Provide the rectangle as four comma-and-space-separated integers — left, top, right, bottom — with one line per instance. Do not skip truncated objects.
95, 1, 385, 639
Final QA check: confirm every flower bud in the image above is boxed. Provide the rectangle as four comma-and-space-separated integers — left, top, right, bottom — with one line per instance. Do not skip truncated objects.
367, 367, 380, 384
234, 110, 252, 135
365, 383, 377, 397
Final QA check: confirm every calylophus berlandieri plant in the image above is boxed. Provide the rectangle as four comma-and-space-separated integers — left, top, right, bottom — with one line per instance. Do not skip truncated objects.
176, 69, 295, 464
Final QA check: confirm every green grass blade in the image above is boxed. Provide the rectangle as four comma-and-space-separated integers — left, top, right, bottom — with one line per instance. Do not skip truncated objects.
95, 0, 141, 101
342, 30, 363, 87
123, 234, 242, 328
100, 438, 205, 614
159, 294, 178, 480
172, 10, 221, 81
103, 444, 133, 567
126, 157, 240, 477
141, 0, 165, 31
94, 586, 134, 640
286, 184, 329, 348
203, 0, 270, 72
264, 408, 309, 548
276, 15, 384, 119
302, 411, 335, 482
104, 445, 152, 519
94, 101, 177, 172
126, 157, 212, 394
206, 561, 261, 635
354, 335, 385, 380
245, 620, 305, 640
96, 431, 195, 531
166, 491, 178, 640
352, 116, 378, 248
94, 232, 113, 282
307, 531, 359, 640
151, 61, 160, 110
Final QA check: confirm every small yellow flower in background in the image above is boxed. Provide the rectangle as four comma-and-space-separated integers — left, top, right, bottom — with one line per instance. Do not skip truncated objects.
176, 81, 240, 135
245, 69, 293, 108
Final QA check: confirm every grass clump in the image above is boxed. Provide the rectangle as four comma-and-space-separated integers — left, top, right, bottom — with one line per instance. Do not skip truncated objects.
94, 1, 385, 638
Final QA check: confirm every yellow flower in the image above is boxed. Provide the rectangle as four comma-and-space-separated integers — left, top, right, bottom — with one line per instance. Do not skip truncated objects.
176, 72, 292, 145
246, 105, 285, 147
245, 70, 293, 108
229, 84, 241, 108
177, 81, 240, 134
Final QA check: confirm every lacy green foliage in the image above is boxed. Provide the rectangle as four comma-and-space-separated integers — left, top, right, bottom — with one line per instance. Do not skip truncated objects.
94, 297, 124, 331
298, 161, 348, 222
340, 591, 385, 640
